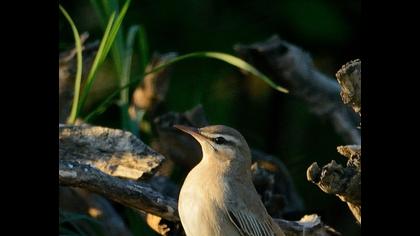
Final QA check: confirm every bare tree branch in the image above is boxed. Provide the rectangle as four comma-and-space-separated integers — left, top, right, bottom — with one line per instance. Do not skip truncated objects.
235, 35, 360, 145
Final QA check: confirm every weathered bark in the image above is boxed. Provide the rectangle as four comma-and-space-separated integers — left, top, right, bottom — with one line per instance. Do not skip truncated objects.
306, 60, 361, 224
335, 59, 361, 115
59, 124, 165, 180
307, 145, 361, 224
59, 160, 179, 222
234, 35, 360, 145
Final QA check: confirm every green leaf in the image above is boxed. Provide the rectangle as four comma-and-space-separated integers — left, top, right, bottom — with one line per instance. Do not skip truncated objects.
84, 51, 288, 121
77, 11, 116, 116
149, 51, 289, 93
120, 25, 140, 131
59, 5, 83, 124
103, 0, 131, 75
138, 25, 149, 74
77, 0, 131, 118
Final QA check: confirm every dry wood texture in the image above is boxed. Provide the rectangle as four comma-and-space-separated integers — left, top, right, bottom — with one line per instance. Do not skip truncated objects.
59, 124, 165, 180
306, 59, 361, 224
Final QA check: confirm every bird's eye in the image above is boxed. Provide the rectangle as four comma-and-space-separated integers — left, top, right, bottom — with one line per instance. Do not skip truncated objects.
214, 137, 227, 145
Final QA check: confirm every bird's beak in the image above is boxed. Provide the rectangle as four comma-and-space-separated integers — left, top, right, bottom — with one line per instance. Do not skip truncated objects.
174, 125, 207, 142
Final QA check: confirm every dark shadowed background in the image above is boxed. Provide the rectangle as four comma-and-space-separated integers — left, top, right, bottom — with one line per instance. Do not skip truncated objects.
59, 0, 361, 235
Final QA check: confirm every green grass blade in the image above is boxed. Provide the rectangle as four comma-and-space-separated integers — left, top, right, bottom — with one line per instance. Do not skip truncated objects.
103, 0, 130, 68
150, 52, 289, 93
84, 51, 289, 121
77, 12, 116, 116
120, 25, 140, 131
60, 5, 83, 124
138, 25, 149, 74
93, 0, 126, 80
77, 0, 130, 118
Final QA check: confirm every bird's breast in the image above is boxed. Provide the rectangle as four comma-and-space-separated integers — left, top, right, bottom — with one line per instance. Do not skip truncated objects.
178, 167, 240, 236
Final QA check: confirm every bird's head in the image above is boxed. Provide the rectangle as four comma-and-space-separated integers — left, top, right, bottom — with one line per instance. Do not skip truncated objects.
174, 125, 252, 168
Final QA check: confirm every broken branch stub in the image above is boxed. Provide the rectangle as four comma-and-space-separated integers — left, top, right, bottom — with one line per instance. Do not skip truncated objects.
59, 124, 165, 180
307, 145, 361, 224
335, 59, 361, 115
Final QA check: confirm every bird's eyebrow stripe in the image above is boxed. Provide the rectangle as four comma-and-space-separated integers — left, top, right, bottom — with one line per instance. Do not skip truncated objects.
199, 133, 239, 145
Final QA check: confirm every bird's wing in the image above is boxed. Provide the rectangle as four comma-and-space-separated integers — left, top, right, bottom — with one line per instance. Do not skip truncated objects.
226, 207, 285, 236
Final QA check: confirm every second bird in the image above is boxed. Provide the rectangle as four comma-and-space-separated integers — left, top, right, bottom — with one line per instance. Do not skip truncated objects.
174, 124, 285, 236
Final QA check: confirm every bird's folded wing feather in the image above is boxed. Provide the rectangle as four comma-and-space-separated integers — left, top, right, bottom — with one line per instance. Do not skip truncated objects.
227, 208, 285, 236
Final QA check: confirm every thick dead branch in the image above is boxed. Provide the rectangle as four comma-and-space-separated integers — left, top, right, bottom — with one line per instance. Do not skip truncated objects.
307, 145, 361, 224
335, 59, 361, 115
235, 35, 360, 145
274, 214, 341, 236
59, 124, 165, 179
59, 160, 179, 222
59, 32, 99, 123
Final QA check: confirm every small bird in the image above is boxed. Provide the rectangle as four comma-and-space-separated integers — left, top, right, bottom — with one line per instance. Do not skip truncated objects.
174, 125, 285, 236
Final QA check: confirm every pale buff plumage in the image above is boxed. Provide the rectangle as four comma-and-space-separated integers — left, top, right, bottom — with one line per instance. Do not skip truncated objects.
175, 125, 285, 236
